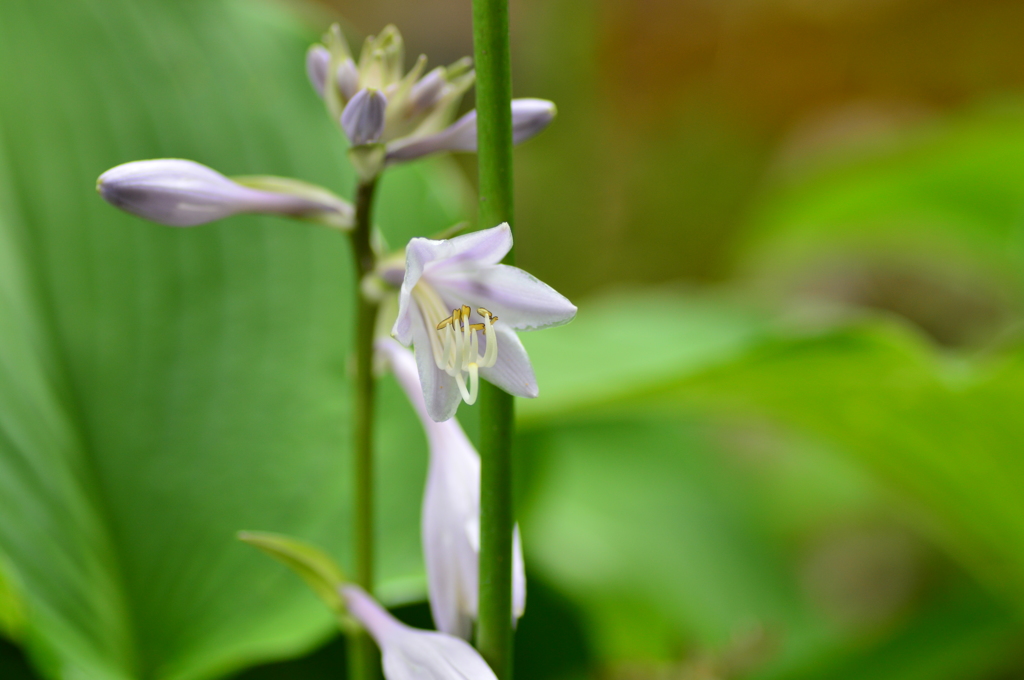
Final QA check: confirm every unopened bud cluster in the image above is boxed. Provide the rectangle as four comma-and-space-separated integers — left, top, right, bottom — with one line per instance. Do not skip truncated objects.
308, 24, 556, 178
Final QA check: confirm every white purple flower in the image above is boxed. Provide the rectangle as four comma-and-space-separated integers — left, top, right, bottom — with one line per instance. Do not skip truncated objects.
343, 585, 499, 680
96, 159, 353, 228
376, 338, 525, 639
386, 223, 576, 422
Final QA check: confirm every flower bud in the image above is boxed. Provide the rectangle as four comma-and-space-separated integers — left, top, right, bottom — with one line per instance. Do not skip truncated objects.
336, 58, 360, 102
376, 338, 526, 637
406, 67, 446, 115
341, 89, 388, 146
306, 45, 330, 99
358, 24, 404, 91
96, 159, 353, 228
386, 98, 557, 162
510, 98, 558, 145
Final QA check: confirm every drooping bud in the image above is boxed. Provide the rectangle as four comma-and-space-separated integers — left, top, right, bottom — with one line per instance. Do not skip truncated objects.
336, 58, 360, 102
96, 159, 353, 229
341, 89, 388, 146
342, 585, 499, 680
376, 338, 526, 638
306, 45, 330, 99
386, 98, 557, 162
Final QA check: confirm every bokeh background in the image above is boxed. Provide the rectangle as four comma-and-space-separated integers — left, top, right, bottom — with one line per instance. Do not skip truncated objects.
3, 0, 1024, 679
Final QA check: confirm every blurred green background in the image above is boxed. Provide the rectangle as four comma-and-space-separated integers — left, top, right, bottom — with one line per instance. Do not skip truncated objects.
3, 0, 1024, 679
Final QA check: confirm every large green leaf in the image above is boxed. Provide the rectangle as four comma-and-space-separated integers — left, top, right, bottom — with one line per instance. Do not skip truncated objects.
519, 416, 835, 666
762, 585, 1022, 680
653, 322, 1024, 614
518, 290, 769, 422
0, 1, 468, 679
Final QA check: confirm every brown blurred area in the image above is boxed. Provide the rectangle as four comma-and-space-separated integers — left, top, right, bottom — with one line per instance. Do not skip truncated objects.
314, 0, 1024, 300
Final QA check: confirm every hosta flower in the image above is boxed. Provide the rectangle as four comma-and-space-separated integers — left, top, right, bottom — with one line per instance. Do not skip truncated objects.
96, 159, 353, 229
343, 585, 499, 680
376, 338, 525, 639
385, 223, 576, 422
308, 24, 555, 164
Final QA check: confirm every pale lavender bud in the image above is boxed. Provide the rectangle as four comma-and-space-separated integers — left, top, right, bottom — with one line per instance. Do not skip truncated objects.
341, 89, 388, 146
386, 98, 556, 162
336, 58, 360, 102
407, 67, 446, 114
96, 159, 351, 227
306, 45, 330, 99
342, 585, 499, 680
510, 98, 558, 145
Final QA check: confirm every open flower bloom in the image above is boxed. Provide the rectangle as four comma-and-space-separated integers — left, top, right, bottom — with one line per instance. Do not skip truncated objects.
377, 338, 525, 639
309, 25, 555, 163
387, 223, 576, 422
96, 159, 353, 228
343, 585, 499, 680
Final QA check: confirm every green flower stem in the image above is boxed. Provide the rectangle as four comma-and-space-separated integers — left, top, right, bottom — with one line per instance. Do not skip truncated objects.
471, 0, 516, 677
348, 177, 380, 680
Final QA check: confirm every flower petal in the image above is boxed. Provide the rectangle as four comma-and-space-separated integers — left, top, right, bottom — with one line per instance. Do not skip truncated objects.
478, 324, 539, 398
392, 237, 438, 345
431, 262, 577, 331
385, 629, 498, 680
513, 523, 526, 623
423, 451, 480, 640
408, 302, 462, 421
409, 224, 513, 278
342, 585, 406, 646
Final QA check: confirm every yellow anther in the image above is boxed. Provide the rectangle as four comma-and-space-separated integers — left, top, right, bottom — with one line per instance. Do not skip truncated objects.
437, 303, 497, 334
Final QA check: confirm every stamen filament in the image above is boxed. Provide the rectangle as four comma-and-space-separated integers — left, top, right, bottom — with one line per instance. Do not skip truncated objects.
417, 287, 500, 406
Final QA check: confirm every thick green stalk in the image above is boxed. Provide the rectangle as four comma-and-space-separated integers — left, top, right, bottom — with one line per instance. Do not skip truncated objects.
348, 178, 380, 680
471, 0, 516, 677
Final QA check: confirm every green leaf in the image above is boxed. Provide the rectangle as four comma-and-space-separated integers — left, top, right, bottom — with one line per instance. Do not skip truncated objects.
0, 1, 468, 679
519, 416, 833, 665
657, 321, 1024, 614
518, 290, 769, 422
760, 585, 1022, 680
